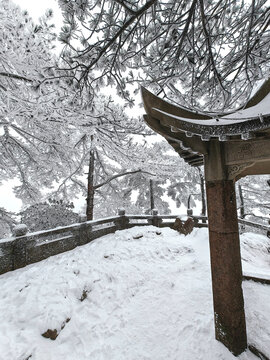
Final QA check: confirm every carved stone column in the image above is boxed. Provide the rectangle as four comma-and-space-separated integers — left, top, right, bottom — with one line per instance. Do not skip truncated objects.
205, 141, 247, 356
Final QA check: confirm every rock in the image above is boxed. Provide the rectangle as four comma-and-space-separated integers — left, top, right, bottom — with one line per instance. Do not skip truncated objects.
42, 318, 70, 340
173, 217, 194, 236
80, 289, 89, 302
133, 233, 143, 239
42, 328, 58, 340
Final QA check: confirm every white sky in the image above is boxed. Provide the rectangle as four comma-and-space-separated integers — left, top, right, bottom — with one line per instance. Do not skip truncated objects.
14, 0, 63, 31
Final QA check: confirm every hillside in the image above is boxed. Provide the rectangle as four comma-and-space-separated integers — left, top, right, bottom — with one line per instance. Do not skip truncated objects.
0, 226, 269, 360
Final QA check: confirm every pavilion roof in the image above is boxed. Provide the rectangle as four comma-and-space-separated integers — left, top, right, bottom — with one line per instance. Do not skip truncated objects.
141, 80, 270, 167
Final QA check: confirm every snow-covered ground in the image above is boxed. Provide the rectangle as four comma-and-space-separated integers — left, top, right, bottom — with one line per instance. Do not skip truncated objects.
0, 226, 269, 360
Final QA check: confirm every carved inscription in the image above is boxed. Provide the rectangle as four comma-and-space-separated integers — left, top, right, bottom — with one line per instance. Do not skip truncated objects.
235, 144, 253, 161
225, 139, 270, 165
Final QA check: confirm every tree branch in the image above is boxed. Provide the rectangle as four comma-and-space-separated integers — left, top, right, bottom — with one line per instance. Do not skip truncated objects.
79, 0, 158, 73
0, 72, 33, 83
113, 0, 136, 15
94, 169, 155, 190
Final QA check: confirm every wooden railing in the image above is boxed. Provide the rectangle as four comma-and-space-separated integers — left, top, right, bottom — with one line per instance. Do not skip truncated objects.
0, 209, 269, 276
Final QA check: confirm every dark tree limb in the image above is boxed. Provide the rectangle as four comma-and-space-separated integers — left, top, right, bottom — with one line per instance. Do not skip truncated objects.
94, 169, 154, 190
0, 72, 33, 83
78, 0, 158, 71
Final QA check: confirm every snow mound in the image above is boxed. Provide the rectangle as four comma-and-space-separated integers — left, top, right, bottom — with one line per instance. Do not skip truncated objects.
0, 226, 269, 360
241, 232, 270, 278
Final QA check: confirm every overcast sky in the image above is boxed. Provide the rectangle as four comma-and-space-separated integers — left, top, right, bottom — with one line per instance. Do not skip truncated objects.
13, 0, 63, 33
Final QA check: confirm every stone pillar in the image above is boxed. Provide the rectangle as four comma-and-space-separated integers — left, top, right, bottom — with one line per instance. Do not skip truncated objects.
151, 209, 162, 227
187, 208, 193, 216
78, 214, 88, 245
13, 224, 28, 270
205, 141, 247, 356
116, 209, 129, 230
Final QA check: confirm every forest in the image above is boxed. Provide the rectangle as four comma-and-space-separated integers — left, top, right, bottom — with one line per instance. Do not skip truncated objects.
1, 0, 270, 236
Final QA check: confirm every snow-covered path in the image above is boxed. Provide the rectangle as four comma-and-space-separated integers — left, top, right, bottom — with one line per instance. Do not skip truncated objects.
0, 226, 269, 360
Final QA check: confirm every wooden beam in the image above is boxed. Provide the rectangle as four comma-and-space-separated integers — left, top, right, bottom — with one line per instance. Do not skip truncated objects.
237, 160, 270, 178
225, 138, 270, 165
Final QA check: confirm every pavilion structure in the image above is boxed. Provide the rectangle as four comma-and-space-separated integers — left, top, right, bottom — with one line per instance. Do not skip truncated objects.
141, 80, 270, 356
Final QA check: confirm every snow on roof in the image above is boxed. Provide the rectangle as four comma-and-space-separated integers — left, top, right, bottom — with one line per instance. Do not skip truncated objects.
152, 106, 270, 141
153, 89, 270, 124
153, 108, 256, 126
222, 90, 270, 120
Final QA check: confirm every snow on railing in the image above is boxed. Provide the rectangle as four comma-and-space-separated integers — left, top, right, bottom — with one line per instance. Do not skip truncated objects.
0, 209, 269, 276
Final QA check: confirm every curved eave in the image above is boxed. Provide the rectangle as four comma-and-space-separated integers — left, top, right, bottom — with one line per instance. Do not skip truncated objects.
142, 77, 270, 121
141, 87, 212, 120
142, 88, 270, 141
142, 85, 270, 168
245, 77, 270, 108
144, 114, 204, 167
152, 107, 270, 140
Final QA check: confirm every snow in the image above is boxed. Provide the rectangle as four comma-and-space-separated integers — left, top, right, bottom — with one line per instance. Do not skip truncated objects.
0, 226, 269, 360
153, 107, 252, 126
241, 232, 270, 279
153, 89, 270, 125
222, 91, 270, 120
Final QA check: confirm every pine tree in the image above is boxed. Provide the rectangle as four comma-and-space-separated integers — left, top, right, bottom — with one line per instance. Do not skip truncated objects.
237, 175, 270, 225
58, 0, 270, 111
20, 199, 78, 232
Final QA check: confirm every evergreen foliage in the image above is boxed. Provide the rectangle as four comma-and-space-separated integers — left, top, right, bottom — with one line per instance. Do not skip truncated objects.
58, 0, 270, 111
20, 199, 78, 232
237, 175, 270, 225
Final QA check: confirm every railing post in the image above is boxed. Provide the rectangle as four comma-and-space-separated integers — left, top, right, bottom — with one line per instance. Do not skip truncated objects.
192, 215, 199, 227
12, 224, 28, 270
78, 214, 89, 245
79, 214, 87, 223
116, 209, 129, 230
152, 209, 162, 227
187, 208, 193, 216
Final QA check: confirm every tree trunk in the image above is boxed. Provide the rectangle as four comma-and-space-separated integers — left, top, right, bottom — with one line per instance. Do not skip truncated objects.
238, 184, 245, 219
86, 148, 95, 221
198, 168, 206, 217
150, 179, 155, 210
187, 194, 192, 209
238, 184, 245, 233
